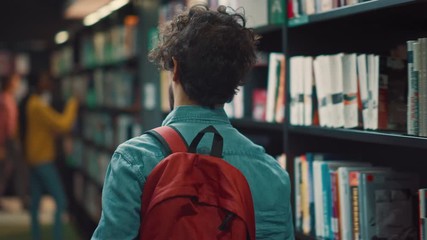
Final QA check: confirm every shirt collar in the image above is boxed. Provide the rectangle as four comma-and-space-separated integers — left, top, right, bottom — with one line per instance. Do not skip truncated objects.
162, 105, 231, 126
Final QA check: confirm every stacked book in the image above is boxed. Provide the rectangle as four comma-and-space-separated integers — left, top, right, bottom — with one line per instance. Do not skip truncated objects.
294, 153, 420, 240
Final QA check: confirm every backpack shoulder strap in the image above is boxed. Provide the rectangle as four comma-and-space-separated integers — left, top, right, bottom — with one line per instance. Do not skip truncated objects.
146, 126, 188, 155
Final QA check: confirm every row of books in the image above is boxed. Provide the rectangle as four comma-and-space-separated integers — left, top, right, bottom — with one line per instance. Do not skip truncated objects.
67, 138, 110, 186
290, 0, 371, 18
51, 46, 73, 77
82, 112, 142, 148
290, 52, 406, 131
225, 52, 285, 122
80, 16, 138, 69
61, 69, 136, 109
407, 38, 427, 137
0, 51, 31, 76
210, 0, 286, 26
159, 0, 285, 27
294, 153, 420, 240
74, 172, 102, 222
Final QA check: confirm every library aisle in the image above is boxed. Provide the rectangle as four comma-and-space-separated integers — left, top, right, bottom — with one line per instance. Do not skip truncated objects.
3, 0, 427, 239
0, 196, 80, 240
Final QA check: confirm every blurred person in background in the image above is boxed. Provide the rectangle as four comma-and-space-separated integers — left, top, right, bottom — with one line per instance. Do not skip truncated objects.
25, 71, 79, 240
0, 73, 22, 209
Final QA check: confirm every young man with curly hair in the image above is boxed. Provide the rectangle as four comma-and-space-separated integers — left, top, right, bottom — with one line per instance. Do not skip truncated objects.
92, 5, 294, 240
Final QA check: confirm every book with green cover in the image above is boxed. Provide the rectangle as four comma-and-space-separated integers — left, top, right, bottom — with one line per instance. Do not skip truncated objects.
268, 0, 286, 25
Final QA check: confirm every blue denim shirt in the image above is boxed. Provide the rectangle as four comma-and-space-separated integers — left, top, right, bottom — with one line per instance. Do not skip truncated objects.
92, 106, 294, 240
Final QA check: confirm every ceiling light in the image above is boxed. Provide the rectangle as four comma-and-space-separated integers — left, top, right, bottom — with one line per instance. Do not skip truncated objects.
98, 4, 112, 19
84, 12, 100, 26
55, 31, 69, 44
109, 0, 129, 11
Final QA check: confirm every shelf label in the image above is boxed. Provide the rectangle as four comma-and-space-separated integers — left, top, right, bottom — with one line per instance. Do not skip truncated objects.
288, 15, 309, 27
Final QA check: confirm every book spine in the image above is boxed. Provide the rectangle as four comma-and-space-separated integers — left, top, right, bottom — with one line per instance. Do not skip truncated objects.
275, 56, 286, 123
269, 0, 286, 24
408, 41, 416, 135
321, 164, 332, 239
338, 169, 351, 240
302, 157, 311, 234
307, 155, 316, 236
331, 171, 341, 240
413, 41, 421, 136
295, 157, 302, 231
419, 38, 427, 136
349, 172, 360, 240
420, 189, 427, 240
378, 71, 388, 130
313, 161, 325, 238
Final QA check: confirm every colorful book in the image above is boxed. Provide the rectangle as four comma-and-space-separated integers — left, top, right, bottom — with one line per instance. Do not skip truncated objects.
252, 89, 267, 121
268, 0, 286, 24
266, 53, 285, 122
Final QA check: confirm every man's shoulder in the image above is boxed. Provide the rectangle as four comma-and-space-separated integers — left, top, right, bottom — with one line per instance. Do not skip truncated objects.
114, 133, 166, 166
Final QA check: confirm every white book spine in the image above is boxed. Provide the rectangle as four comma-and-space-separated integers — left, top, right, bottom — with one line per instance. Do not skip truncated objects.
342, 54, 359, 128
370, 55, 379, 130
304, 57, 314, 126
313, 56, 327, 127
233, 86, 244, 119
330, 54, 345, 128
297, 57, 305, 125
266, 53, 281, 122
357, 54, 369, 130
323, 56, 333, 127
290, 57, 299, 125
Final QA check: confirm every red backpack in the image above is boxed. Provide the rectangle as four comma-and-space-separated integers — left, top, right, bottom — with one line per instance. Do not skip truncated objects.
139, 125, 256, 240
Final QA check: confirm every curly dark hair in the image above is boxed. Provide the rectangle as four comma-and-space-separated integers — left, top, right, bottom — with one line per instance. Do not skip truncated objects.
149, 5, 260, 108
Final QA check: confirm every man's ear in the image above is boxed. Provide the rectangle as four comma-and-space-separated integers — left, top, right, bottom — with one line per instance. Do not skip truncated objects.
172, 57, 179, 83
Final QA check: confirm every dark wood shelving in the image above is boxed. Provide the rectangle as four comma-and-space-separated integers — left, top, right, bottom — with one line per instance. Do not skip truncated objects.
55, 56, 138, 78
80, 137, 116, 155
289, 125, 427, 150
78, 55, 138, 72
80, 168, 104, 191
254, 24, 282, 34
81, 104, 140, 115
288, 0, 417, 27
230, 118, 284, 132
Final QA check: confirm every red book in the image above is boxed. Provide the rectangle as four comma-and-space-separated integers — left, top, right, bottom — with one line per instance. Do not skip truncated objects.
330, 171, 341, 240
252, 89, 267, 121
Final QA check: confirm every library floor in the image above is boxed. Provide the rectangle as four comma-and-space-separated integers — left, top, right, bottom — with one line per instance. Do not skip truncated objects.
0, 196, 81, 240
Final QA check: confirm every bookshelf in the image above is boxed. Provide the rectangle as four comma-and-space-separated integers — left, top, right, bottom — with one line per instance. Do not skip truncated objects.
55, 0, 427, 238
51, 2, 151, 237
288, 0, 418, 27
285, 0, 427, 239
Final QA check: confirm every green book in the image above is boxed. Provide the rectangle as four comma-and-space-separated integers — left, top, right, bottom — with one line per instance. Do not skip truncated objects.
268, 0, 286, 25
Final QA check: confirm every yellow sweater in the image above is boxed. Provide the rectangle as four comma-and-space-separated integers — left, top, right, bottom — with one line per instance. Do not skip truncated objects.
25, 95, 78, 166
